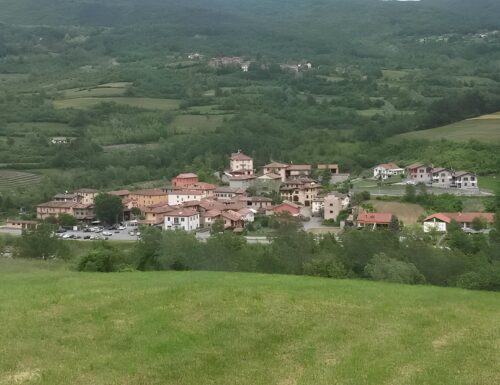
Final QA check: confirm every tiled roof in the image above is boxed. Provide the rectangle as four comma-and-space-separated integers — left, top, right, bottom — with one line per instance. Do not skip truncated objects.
231, 151, 252, 161
424, 212, 494, 224
377, 163, 401, 170
454, 171, 475, 177
203, 210, 222, 218
288, 164, 312, 171
221, 210, 243, 221
317, 164, 339, 169
74, 188, 99, 193
108, 190, 131, 196
171, 190, 204, 196
229, 175, 256, 181
167, 209, 198, 217
258, 173, 281, 180
357, 211, 392, 224
175, 173, 198, 179
131, 189, 167, 196
264, 162, 289, 168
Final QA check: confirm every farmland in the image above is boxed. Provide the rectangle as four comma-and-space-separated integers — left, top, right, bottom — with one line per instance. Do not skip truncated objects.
0, 262, 499, 385
369, 200, 426, 224
53, 97, 181, 111
0, 170, 41, 192
392, 113, 500, 143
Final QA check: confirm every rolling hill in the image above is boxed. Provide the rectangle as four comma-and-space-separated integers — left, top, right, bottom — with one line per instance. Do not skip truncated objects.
391, 112, 500, 143
0, 261, 499, 385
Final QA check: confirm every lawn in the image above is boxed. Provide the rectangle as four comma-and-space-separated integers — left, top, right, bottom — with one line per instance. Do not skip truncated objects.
369, 200, 425, 224
392, 113, 500, 143
479, 175, 500, 194
53, 97, 181, 111
0, 261, 499, 385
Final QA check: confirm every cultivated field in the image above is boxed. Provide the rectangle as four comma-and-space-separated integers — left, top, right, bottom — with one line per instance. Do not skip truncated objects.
392, 113, 500, 143
170, 114, 230, 133
53, 97, 181, 111
369, 200, 426, 224
0, 262, 499, 385
0, 170, 41, 191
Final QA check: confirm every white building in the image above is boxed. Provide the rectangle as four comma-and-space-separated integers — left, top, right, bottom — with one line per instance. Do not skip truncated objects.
373, 163, 405, 179
311, 197, 325, 215
167, 190, 205, 206
230, 150, 254, 176
164, 209, 200, 231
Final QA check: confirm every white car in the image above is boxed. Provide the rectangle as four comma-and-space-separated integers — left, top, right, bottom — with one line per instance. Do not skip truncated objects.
102, 231, 112, 236
118, 226, 126, 230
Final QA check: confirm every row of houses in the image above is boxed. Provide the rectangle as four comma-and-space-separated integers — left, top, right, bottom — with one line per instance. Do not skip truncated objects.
374, 162, 479, 190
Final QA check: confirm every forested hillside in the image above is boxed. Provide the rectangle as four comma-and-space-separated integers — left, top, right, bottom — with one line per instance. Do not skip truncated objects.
0, 0, 499, 211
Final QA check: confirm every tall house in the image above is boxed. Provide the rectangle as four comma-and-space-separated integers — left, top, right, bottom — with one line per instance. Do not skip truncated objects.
230, 150, 254, 176
172, 173, 199, 189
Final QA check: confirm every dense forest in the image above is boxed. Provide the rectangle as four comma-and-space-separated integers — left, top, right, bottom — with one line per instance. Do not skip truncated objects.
0, 0, 499, 211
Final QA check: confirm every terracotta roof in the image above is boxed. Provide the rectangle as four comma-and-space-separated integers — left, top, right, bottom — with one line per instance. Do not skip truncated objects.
258, 173, 281, 180
431, 167, 450, 174
215, 187, 246, 194
108, 189, 131, 196
406, 163, 426, 170
231, 151, 252, 161
53, 193, 76, 199
248, 196, 273, 202
238, 208, 253, 216
264, 162, 289, 168
424, 212, 494, 224
131, 189, 167, 196
454, 171, 475, 177
6, 219, 37, 224
203, 210, 222, 218
37, 201, 79, 208
288, 164, 312, 171
166, 209, 198, 217
377, 163, 401, 170
190, 182, 216, 190
229, 175, 256, 181
182, 200, 201, 207
143, 205, 174, 214
222, 210, 243, 222
175, 173, 198, 179
274, 202, 301, 210
357, 211, 392, 225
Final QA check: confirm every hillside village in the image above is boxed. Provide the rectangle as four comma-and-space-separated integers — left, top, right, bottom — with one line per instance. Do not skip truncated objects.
5, 151, 494, 236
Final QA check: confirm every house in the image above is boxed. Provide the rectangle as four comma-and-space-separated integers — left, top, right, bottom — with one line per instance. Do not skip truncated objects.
272, 202, 301, 216
214, 186, 247, 200
228, 175, 256, 189
53, 193, 79, 202
188, 182, 217, 197
431, 168, 454, 188
423, 212, 494, 232
202, 210, 222, 228
140, 205, 175, 226
129, 189, 168, 208
405, 163, 432, 184
167, 190, 205, 206
238, 208, 255, 223
311, 196, 325, 216
253, 173, 282, 193
108, 190, 131, 200
280, 178, 321, 206
164, 209, 200, 231
373, 163, 404, 180
323, 192, 350, 222
221, 210, 245, 230
286, 164, 312, 180
172, 173, 199, 188
4, 220, 37, 230
356, 211, 392, 229
453, 171, 478, 190
244, 196, 273, 211
317, 164, 340, 175
230, 150, 254, 176
50, 137, 74, 145
36, 201, 95, 221
263, 162, 290, 182
74, 188, 99, 205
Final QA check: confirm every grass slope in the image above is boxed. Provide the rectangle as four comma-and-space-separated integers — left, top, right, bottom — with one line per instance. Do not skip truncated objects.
0, 261, 499, 385
392, 113, 500, 143
369, 200, 425, 224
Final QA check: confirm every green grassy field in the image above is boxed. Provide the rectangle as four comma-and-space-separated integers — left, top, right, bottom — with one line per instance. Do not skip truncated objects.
53, 97, 180, 111
170, 114, 230, 133
392, 113, 500, 143
369, 200, 425, 224
0, 260, 499, 385
0, 170, 41, 191
479, 175, 500, 194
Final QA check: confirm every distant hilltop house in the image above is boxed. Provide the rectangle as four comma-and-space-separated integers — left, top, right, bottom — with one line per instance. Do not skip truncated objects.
373, 163, 404, 179
187, 53, 204, 60
423, 212, 495, 233
50, 137, 75, 145
405, 163, 479, 190
279, 61, 312, 73
208, 57, 251, 72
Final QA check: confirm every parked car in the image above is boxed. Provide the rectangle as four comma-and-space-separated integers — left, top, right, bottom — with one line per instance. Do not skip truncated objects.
83, 235, 91, 240
102, 231, 112, 236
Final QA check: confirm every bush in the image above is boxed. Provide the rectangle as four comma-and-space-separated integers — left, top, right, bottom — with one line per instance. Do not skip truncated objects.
303, 255, 348, 278
364, 253, 425, 284
77, 247, 127, 272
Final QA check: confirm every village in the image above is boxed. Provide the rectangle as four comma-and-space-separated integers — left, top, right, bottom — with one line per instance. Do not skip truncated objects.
2, 151, 495, 239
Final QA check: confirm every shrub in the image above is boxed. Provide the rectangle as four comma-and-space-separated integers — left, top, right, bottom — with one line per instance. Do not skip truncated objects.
77, 247, 125, 272
364, 253, 425, 284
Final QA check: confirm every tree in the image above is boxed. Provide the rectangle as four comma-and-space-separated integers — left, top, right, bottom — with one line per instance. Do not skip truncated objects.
16, 224, 61, 260
389, 215, 400, 233
471, 217, 487, 231
58, 213, 76, 227
404, 184, 416, 202
210, 219, 225, 235
364, 253, 425, 284
94, 193, 124, 225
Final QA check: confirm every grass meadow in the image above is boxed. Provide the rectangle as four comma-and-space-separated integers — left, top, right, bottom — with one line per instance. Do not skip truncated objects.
0, 259, 499, 385
392, 113, 500, 143
53, 97, 181, 111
